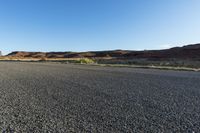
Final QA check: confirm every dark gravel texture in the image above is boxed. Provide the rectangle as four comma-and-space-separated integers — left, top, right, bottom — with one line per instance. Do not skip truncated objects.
0, 62, 200, 132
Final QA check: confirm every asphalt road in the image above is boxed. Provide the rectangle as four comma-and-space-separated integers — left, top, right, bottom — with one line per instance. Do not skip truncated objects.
0, 62, 200, 132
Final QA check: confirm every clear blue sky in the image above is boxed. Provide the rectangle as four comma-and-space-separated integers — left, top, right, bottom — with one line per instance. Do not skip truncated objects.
0, 0, 200, 54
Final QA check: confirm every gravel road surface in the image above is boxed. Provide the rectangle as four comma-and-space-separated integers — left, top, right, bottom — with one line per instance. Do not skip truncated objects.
0, 62, 200, 132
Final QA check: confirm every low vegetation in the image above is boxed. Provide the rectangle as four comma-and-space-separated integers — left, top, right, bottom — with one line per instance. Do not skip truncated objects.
37, 57, 96, 64
0, 56, 199, 71
95, 58, 200, 69
75, 58, 95, 64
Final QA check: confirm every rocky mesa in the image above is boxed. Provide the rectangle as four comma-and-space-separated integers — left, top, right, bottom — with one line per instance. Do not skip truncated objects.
6, 43, 200, 60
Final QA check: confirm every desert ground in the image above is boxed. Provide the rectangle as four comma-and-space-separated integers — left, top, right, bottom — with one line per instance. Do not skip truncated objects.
0, 62, 199, 132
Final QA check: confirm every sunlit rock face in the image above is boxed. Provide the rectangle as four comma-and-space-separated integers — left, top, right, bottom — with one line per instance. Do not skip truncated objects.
6, 43, 200, 59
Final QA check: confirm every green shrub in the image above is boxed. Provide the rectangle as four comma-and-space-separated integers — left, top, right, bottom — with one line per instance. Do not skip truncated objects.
76, 58, 95, 64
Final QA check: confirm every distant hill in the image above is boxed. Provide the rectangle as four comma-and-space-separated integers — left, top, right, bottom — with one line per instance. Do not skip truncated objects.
7, 43, 200, 60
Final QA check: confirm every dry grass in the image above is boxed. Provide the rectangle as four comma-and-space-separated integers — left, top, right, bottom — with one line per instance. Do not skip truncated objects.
99, 64, 200, 72
0, 57, 95, 63
0, 57, 199, 71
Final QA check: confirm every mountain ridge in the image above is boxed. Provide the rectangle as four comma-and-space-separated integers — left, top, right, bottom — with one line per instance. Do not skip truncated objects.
6, 43, 200, 59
